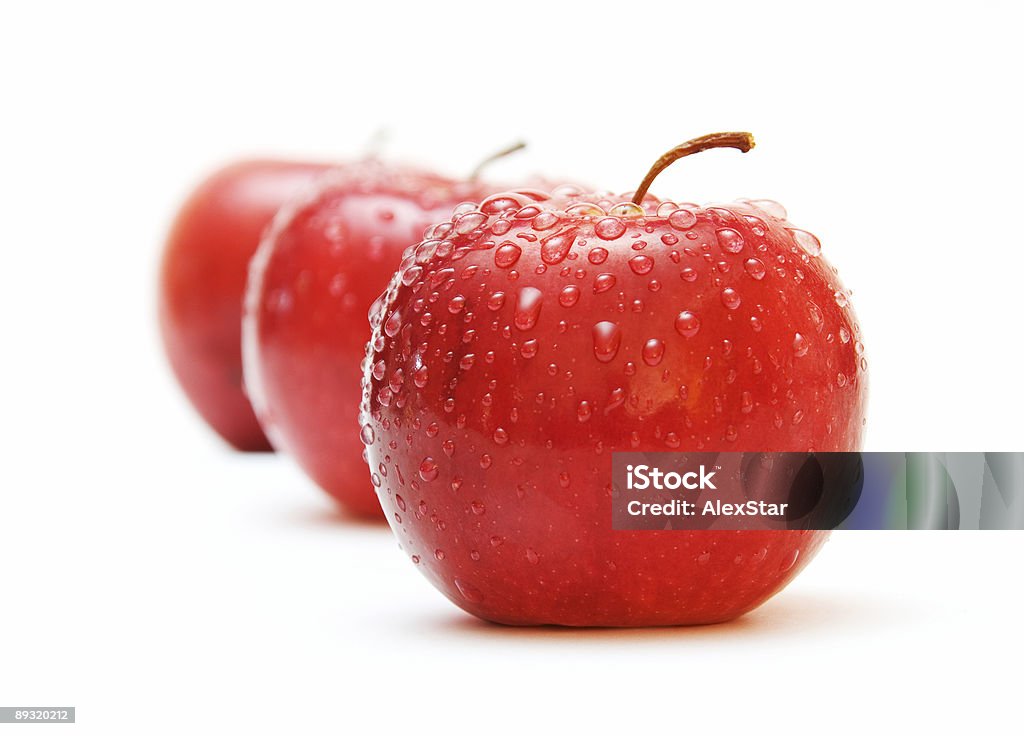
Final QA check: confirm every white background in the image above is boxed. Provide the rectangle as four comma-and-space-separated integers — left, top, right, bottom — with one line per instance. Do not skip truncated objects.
1, 1, 1022, 733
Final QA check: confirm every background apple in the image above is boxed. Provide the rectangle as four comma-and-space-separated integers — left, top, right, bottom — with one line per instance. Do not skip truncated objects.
159, 160, 332, 450
243, 162, 500, 516
359, 135, 868, 625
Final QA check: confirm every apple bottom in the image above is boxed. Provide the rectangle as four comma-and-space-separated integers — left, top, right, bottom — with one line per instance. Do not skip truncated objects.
410, 530, 829, 627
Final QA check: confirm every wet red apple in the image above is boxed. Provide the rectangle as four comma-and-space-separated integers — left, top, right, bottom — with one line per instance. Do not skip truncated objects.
159, 160, 331, 450
243, 162, 499, 516
359, 133, 868, 625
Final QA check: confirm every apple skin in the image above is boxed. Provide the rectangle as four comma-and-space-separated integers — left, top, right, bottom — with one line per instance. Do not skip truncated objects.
243, 163, 498, 516
159, 160, 332, 451
359, 188, 867, 626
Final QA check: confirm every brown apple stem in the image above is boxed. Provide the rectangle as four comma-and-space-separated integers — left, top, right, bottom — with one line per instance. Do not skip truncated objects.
631, 132, 756, 205
469, 140, 527, 181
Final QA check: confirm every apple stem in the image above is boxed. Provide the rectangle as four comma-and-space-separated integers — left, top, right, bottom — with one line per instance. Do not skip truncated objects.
469, 140, 527, 181
631, 132, 756, 205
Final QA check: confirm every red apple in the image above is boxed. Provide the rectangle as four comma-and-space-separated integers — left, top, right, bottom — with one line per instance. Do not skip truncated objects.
359, 133, 868, 625
159, 159, 332, 450
242, 162, 499, 516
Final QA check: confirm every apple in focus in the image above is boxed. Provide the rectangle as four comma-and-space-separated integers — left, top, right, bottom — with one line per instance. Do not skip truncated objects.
359, 133, 868, 625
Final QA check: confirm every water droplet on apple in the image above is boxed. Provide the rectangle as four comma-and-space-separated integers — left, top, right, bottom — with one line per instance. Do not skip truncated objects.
668, 209, 697, 231
494, 242, 522, 268
514, 286, 543, 330
743, 257, 766, 280
593, 273, 617, 294
674, 310, 701, 338
540, 228, 577, 264
594, 218, 626, 240
384, 310, 402, 337
789, 228, 821, 257
609, 202, 644, 217
642, 338, 665, 366
559, 285, 580, 307
455, 211, 487, 235
419, 457, 439, 482
629, 254, 654, 275
716, 228, 744, 254
592, 321, 622, 362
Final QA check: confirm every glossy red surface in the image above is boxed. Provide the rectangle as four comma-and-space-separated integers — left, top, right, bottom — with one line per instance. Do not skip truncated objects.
159, 160, 331, 450
244, 164, 495, 515
360, 188, 868, 625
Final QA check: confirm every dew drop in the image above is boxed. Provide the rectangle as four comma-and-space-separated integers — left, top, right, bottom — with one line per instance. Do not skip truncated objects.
359, 424, 375, 445
481, 193, 523, 214
743, 257, 766, 280
588, 247, 609, 264
716, 228, 744, 254
641, 338, 665, 366
668, 209, 697, 230
384, 310, 402, 337
628, 254, 654, 275
419, 457, 439, 482
720, 287, 741, 310
594, 218, 626, 240
793, 332, 809, 357
593, 273, 617, 294
559, 285, 581, 307
577, 400, 593, 422
487, 291, 506, 311
401, 265, 423, 287
455, 212, 487, 235
674, 311, 701, 338
540, 228, 577, 264
789, 228, 821, 257
609, 202, 644, 217
514, 286, 543, 330
494, 242, 522, 268
592, 321, 622, 362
